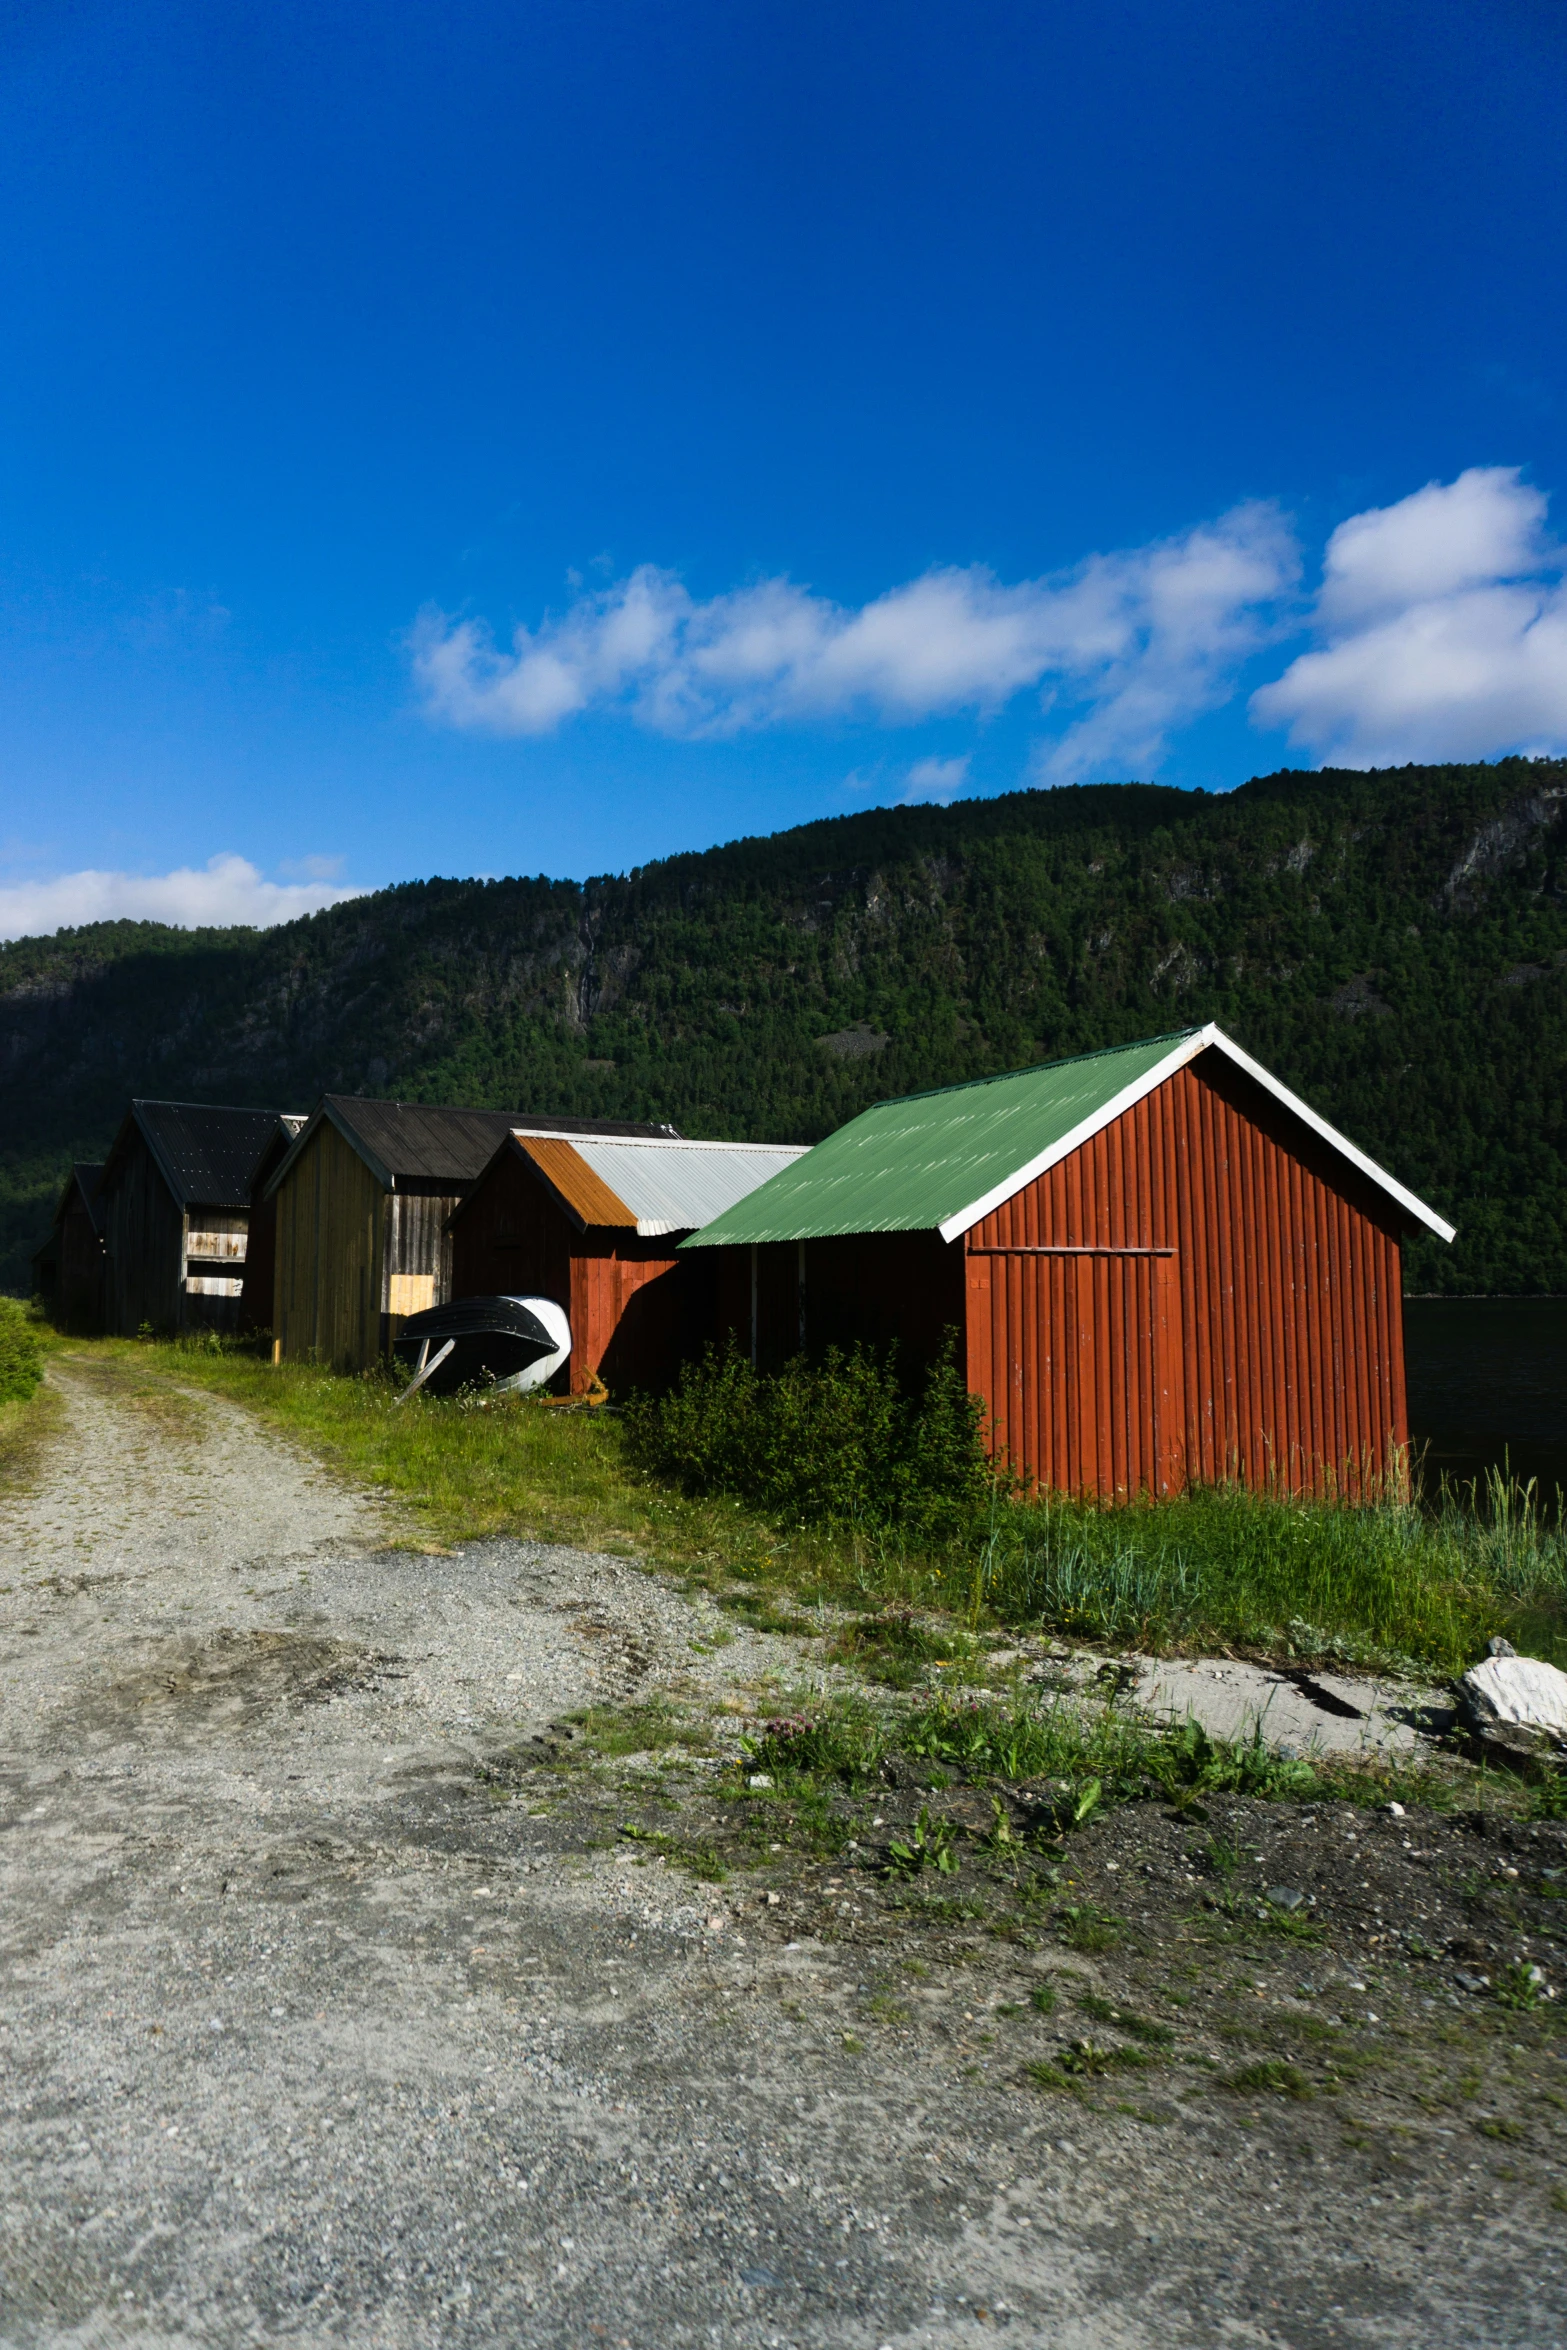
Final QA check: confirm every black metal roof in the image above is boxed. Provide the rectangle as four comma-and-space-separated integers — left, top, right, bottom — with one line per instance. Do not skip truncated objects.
107, 1100, 288, 1210
66, 1162, 108, 1234
273, 1094, 681, 1193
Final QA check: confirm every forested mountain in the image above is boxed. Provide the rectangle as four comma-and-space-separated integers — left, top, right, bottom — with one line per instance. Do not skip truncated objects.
5, 757, 1566, 1296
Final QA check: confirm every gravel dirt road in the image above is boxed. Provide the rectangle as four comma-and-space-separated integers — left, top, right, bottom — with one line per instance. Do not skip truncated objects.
2, 1355, 1565, 2348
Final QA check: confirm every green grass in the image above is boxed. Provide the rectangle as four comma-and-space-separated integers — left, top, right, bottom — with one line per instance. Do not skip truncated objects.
1222, 2059, 1314, 2100
0, 1314, 65, 1495
1077, 1992, 1175, 2045
0, 1296, 43, 1404
983, 1475, 1567, 1673
40, 1333, 1567, 1677
618, 1824, 730, 1882
0, 1370, 62, 1496
562, 1702, 708, 1758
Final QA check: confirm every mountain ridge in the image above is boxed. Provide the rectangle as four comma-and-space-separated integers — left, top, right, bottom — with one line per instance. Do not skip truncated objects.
5, 759, 1566, 1296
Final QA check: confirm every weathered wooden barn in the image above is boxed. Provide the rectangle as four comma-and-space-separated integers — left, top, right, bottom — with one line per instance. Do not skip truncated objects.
684, 1024, 1455, 1500
267, 1096, 681, 1371
32, 1162, 108, 1330
238, 1114, 305, 1334
450, 1129, 808, 1396
97, 1100, 293, 1337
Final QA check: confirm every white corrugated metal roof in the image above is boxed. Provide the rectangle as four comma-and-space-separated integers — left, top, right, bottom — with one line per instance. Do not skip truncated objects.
512, 1130, 808, 1237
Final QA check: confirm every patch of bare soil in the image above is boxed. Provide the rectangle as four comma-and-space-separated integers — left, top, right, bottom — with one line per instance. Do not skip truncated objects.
86, 1628, 407, 1728
522, 1734, 1567, 2161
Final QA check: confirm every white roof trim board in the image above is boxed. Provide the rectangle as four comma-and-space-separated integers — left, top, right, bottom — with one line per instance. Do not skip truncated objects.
935, 1023, 1457, 1247
516, 1129, 809, 1238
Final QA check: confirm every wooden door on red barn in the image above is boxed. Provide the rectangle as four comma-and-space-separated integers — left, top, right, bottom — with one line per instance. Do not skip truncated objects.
964, 1245, 1186, 1500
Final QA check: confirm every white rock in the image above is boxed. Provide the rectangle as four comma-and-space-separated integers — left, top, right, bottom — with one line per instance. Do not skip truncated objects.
1460, 1654, 1567, 1734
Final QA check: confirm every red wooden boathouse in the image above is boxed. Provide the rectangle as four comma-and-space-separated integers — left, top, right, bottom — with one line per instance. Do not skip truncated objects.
683, 1025, 1455, 1500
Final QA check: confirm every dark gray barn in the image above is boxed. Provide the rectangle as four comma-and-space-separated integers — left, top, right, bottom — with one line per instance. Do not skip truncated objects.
98, 1100, 291, 1337
32, 1162, 108, 1331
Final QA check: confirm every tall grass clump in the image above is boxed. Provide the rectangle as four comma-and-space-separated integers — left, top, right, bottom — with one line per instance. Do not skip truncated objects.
981, 1469, 1567, 1673
0, 1296, 43, 1403
621, 1339, 994, 1543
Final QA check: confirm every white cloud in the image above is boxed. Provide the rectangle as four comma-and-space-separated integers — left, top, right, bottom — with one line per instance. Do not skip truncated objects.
1029, 506, 1299, 782
0, 854, 366, 943
410, 502, 1298, 777
278, 852, 348, 882
900, 754, 971, 805
1252, 467, 1567, 764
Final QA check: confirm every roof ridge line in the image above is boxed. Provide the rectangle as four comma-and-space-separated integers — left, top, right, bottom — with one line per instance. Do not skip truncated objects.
516, 1128, 803, 1152
874, 1026, 1204, 1110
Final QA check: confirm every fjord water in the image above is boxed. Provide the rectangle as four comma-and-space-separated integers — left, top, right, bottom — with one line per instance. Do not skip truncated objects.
1404, 1297, 1567, 1502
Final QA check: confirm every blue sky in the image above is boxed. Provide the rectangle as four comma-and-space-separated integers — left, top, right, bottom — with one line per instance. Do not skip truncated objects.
1, 0, 1565, 935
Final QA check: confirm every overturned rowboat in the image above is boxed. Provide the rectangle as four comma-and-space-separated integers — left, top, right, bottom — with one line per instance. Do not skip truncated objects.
391, 1294, 571, 1401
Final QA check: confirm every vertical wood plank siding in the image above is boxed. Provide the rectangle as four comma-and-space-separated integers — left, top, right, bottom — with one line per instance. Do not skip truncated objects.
240, 1191, 280, 1335
450, 1143, 710, 1395
273, 1120, 384, 1370
383, 1189, 457, 1321
57, 1198, 107, 1332
101, 1131, 187, 1334
100, 1131, 250, 1334
964, 1056, 1406, 1499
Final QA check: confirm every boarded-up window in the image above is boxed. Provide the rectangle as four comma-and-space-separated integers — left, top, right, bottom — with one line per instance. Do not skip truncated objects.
388, 1272, 437, 1317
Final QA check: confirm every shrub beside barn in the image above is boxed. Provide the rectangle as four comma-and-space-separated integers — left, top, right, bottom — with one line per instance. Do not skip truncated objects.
684, 1024, 1455, 1501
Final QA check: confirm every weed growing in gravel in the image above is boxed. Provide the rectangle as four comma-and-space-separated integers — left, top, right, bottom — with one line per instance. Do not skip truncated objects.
888, 1891, 989, 1925
1223, 2059, 1314, 2100
831, 1609, 980, 1689
742, 1700, 886, 1784
617, 1824, 729, 1881
1058, 2038, 1157, 2078
885, 1808, 959, 1878
1055, 1903, 1127, 1953
566, 1702, 708, 1757
1078, 1992, 1174, 2045
1024, 2040, 1154, 2095
1528, 1771, 1567, 1822
900, 1696, 1318, 1814
1493, 1959, 1550, 2011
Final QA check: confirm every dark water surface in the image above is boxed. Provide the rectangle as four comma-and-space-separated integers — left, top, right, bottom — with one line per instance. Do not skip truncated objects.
1404, 1297, 1567, 1500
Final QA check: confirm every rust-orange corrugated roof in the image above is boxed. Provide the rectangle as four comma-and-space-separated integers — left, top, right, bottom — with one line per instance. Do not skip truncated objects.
515, 1136, 637, 1228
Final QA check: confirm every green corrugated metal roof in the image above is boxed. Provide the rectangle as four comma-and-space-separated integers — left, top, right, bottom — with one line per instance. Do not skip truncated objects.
684, 1029, 1199, 1247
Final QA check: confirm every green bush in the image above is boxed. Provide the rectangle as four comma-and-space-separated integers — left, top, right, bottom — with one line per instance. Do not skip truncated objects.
621, 1338, 995, 1540
0, 1295, 43, 1404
